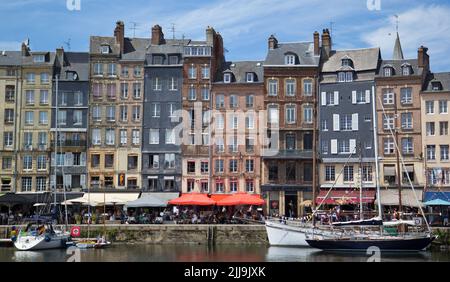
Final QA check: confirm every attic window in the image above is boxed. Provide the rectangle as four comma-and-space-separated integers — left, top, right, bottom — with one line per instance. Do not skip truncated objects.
402, 66, 411, 76
169, 55, 178, 65
342, 58, 353, 67
152, 55, 164, 65
224, 73, 231, 83
384, 67, 393, 77
285, 54, 296, 65
66, 71, 78, 81
100, 45, 110, 54
33, 55, 45, 63
432, 82, 443, 91
246, 73, 254, 83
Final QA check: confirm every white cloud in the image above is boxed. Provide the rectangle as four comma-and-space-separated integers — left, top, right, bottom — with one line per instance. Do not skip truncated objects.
362, 4, 450, 71
0, 41, 21, 51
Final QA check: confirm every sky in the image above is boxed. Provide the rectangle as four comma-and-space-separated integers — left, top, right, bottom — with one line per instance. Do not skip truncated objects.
0, 0, 449, 72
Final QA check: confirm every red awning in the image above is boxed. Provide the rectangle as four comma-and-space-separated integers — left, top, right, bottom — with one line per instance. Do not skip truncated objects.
168, 193, 216, 206
210, 194, 232, 202
316, 189, 376, 205
216, 192, 265, 206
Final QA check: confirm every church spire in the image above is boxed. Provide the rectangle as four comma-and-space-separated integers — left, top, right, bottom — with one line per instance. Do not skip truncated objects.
393, 32, 404, 60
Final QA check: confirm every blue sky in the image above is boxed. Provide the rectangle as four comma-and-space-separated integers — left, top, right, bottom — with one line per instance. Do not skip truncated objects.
1, 0, 449, 72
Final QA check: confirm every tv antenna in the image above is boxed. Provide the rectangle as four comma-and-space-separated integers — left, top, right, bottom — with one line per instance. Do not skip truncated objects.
129, 21, 140, 38
329, 21, 335, 38
64, 38, 71, 51
394, 15, 399, 33
170, 23, 176, 40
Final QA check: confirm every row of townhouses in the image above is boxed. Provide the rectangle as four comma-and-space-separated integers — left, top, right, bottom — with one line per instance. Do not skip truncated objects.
0, 22, 449, 217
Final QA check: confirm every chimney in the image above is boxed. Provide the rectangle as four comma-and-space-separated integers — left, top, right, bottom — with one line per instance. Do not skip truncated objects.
268, 35, 278, 50
151, 25, 165, 45
21, 40, 30, 57
321, 29, 332, 59
418, 46, 429, 69
206, 26, 215, 45
114, 21, 125, 54
56, 47, 65, 67
313, 31, 320, 56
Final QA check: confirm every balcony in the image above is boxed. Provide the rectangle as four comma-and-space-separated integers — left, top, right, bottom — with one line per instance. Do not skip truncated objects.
262, 149, 313, 160
51, 140, 87, 147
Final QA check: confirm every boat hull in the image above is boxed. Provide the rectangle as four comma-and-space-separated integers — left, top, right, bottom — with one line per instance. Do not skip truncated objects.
306, 236, 435, 251
14, 234, 70, 251
265, 221, 310, 246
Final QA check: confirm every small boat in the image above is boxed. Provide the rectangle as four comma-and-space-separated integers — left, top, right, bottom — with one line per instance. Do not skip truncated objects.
13, 222, 71, 251
76, 237, 111, 249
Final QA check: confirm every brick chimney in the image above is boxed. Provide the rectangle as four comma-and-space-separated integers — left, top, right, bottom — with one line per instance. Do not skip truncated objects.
268, 35, 278, 50
21, 39, 30, 57
114, 21, 125, 54
56, 47, 65, 67
313, 31, 320, 56
418, 46, 429, 69
321, 29, 332, 59
151, 25, 165, 45
206, 26, 216, 45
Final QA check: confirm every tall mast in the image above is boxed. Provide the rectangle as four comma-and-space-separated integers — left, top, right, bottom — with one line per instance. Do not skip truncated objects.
53, 75, 58, 215
372, 85, 382, 218
359, 142, 363, 220
395, 93, 403, 215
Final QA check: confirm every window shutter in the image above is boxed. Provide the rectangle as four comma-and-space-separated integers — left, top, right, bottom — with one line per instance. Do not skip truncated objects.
64, 175, 72, 187
331, 140, 338, 154
350, 139, 356, 153
80, 153, 86, 166
334, 91, 339, 105
352, 113, 359, 131
333, 114, 340, 131
365, 90, 371, 104
80, 175, 86, 188
352, 91, 357, 104
321, 92, 327, 106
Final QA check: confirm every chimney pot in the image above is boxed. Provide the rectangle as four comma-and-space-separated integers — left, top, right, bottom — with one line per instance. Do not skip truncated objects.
114, 21, 125, 54
268, 35, 278, 50
152, 24, 165, 45
313, 31, 320, 56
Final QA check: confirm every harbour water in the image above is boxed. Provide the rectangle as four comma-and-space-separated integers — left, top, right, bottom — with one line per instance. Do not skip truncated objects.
0, 244, 449, 262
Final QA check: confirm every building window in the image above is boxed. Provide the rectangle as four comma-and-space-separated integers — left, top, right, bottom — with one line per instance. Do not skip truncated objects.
338, 72, 353, 82
401, 138, 414, 155
22, 177, 32, 192
24, 111, 34, 125
439, 100, 448, 114
26, 73, 35, 83
427, 145, 436, 161
216, 137, 224, 153
441, 145, 449, 161
339, 140, 350, 154
426, 101, 435, 114
152, 103, 160, 118
384, 138, 395, 155
246, 95, 254, 108
383, 114, 395, 131
216, 181, 224, 193
286, 162, 296, 181
4, 109, 14, 124
200, 161, 209, 174
2, 157, 12, 170
107, 63, 116, 76
120, 83, 129, 99
401, 113, 413, 130
128, 155, 138, 170
133, 83, 141, 99
229, 159, 238, 173
40, 73, 49, 83
133, 66, 141, 77
303, 79, 313, 96
340, 114, 352, 131
382, 89, 394, 105
169, 78, 178, 91
216, 95, 225, 108
304, 106, 313, 124
106, 129, 115, 145
37, 155, 46, 170
164, 154, 175, 169
230, 95, 238, 108
402, 66, 411, 76
245, 159, 254, 172
3, 132, 13, 147
230, 180, 238, 192
400, 88, 412, 104
106, 106, 115, 122
91, 129, 101, 145
91, 154, 100, 168
73, 111, 82, 126
100, 45, 109, 54
105, 154, 114, 168
245, 114, 255, 130
169, 56, 178, 65
188, 86, 196, 100
188, 66, 197, 79
440, 122, 449, 136
268, 79, 278, 96
286, 134, 296, 150
23, 155, 32, 170
26, 90, 34, 105
120, 129, 127, 146
246, 73, 254, 83
325, 166, 335, 181
132, 130, 140, 145
149, 155, 159, 169
285, 54, 295, 65
187, 161, 196, 174
40, 90, 49, 105
150, 129, 159, 144
268, 105, 279, 124
5, 85, 15, 102
285, 105, 296, 124
245, 180, 254, 193
384, 67, 393, 77
201, 66, 210, 79
426, 122, 435, 136
223, 73, 231, 83
285, 79, 296, 97
344, 166, 354, 182
132, 105, 140, 121
268, 161, 278, 181
215, 159, 224, 173
165, 129, 175, 144
201, 87, 210, 101
362, 166, 373, 182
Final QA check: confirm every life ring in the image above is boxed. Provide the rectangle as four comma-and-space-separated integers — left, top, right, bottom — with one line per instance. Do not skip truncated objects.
70, 226, 81, 237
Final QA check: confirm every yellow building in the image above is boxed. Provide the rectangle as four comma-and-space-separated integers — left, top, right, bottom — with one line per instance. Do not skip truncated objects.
0, 51, 22, 192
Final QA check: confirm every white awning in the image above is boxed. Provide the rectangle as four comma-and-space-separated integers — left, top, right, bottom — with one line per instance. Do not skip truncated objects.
65, 193, 139, 206
376, 189, 423, 207
125, 193, 179, 208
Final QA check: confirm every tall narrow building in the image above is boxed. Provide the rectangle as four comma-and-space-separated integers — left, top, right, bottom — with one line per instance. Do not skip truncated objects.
88, 21, 147, 190
261, 32, 321, 217
0, 51, 22, 192
211, 61, 264, 195
50, 49, 89, 192
142, 25, 184, 192
375, 34, 430, 208
318, 45, 381, 210
181, 27, 224, 193
17, 42, 56, 192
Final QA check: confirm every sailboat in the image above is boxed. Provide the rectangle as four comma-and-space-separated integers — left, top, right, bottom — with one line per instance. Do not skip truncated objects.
305, 95, 436, 251
13, 75, 72, 251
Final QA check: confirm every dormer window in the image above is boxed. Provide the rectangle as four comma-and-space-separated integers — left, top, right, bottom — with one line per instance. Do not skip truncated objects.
384, 67, 393, 77
224, 73, 231, 83
33, 55, 45, 63
342, 58, 353, 67
169, 55, 178, 65
432, 82, 443, 91
285, 54, 296, 65
402, 65, 411, 76
152, 55, 164, 65
338, 72, 353, 82
100, 45, 110, 54
66, 71, 78, 81
246, 73, 254, 83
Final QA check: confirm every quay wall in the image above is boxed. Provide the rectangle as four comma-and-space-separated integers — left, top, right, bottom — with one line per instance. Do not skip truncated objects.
0, 224, 269, 245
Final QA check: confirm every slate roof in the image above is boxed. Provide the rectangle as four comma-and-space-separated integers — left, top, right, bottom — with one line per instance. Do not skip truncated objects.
121, 38, 150, 61
22, 51, 56, 66
59, 52, 90, 81
0, 51, 22, 66
90, 36, 120, 55
216, 61, 264, 83
424, 72, 450, 92
377, 59, 422, 77
321, 48, 380, 73
264, 42, 320, 66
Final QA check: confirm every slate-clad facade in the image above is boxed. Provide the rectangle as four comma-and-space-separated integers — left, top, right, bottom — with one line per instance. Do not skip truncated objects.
50, 50, 89, 191
142, 25, 183, 192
